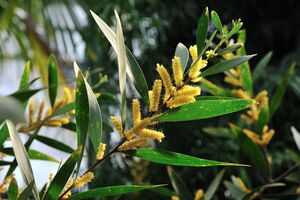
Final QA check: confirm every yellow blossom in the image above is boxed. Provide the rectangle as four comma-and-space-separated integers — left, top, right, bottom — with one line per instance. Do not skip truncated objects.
53, 99, 64, 112
205, 49, 215, 59
224, 76, 242, 86
296, 187, 300, 194
125, 117, 153, 140
96, 143, 106, 160
188, 59, 207, 80
111, 116, 123, 135
175, 85, 201, 97
166, 96, 195, 109
194, 189, 204, 200
189, 45, 197, 62
118, 138, 147, 151
74, 172, 94, 188
171, 196, 180, 200
132, 99, 141, 126
156, 64, 173, 99
150, 80, 162, 112
243, 125, 275, 145
232, 89, 251, 99
56, 117, 70, 124
37, 100, 45, 121
148, 91, 154, 112
64, 86, 72, 104
234, 177, 250, 193
44, 120, 62, 127
172, 56, 183, 87
29, 102, 34, 124
0, 174, 14, 193
140, 129, 165, 142
61, 177, 74, 199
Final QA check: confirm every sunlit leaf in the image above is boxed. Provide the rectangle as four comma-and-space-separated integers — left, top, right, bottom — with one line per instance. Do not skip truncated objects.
126, 148, 248, 167
19, 61, 31, 89
36, 135, 74, 154
211, 10, 223, 34
0, 96, 25, 123
43, 146, 82, 200
201, 55, 255, 77
269, 63, 295, 117
253, 51, 273, 82
197, 7, 209, 57
6, 120, 39, 200
69, 185, 165, 199
8, 178, 18, 200
205, 169, 225, 200
291, 126, 300, 152
175, 43, 189, 71
115, 10, 127, 128
0, 123, 9, 146
167, 166, 193, 200
28, 149, 59, 163
156, 98, 254, 122
48, 54, 58, 107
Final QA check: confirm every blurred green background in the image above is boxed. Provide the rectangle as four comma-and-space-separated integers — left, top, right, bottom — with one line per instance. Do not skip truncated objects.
1, 0, 300, 199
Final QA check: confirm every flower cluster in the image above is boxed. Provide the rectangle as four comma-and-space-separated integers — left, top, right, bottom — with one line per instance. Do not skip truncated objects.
18, 86, 74, 133
243, 125, 275, 146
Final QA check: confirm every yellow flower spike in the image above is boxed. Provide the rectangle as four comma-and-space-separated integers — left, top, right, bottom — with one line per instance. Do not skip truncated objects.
232, 89, 251, 99
242, 129, 262, 145
29, 102, 34, 125
206, 49, 215, 59
0, 174, 14, 193
125, 117, 153, 140
148, 91, 154, 112
190, 77, 203, 83
188, 59, 208, 80
74, 172, 95, 188
64, 86, 72, 104
255, 90, 268, 102
262, 125, 269, 134
176, 85, 201, 97
171, 196, 180, 200
234, 177, 250, 193
62, 177, 74, 199
222, 52, 235, 60
156, 64, 173, 96
45, 107, 52, 117
132, 99, 141, 126
262, 129, 275, 145
151, 80, 162, 112
194, 189, 204, 200
296, 187, 300, 194
96, 143, 106, 160
57, 117, 70, 125
189, 45, 197, 62
172, 56, 183, 87
53, 99, 64, 112
241, 114, 255, 124
166, 96, 195, 109
224, 76, 242, 86
140, 129, 165, 142
118, 137, 147, 151
111, 116, 123, 135
44, 120, 62, 127
37, 100, 45, 121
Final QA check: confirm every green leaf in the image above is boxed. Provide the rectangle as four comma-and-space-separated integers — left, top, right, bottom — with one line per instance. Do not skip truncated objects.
125, 47, 149, 102
43, 146, 82, 200
10, 88, 43, 103
6, 120, 39, 200
0, 123, 9, 146
28, 149, 59, 163
227, 21, 243, 39
126, 148, 248, 167
175, 43, 189, 72
211, 10, 223, 34
90, 10, 148, 103
8, 178, 18, 200
167, 166, 193, 200
203, 127, 235, 138
19, 61, 30, 89
201, 55, 255, 77
237, 30, 253, 97
252, 51, 273, 82
205, 169, 225, 200
48, 54, 58, 107
17, 181, 33, 200
196, 7, 209, 57
0, 160, 12, 165
36, 135, 74, 154
69, 185, 164, 199
217, 43, 243, 55
199, 78, 232, 96
269, 63, 295, 117
232, 127, 267, 177
74, 63, 102, 154
156, 98, 254, 122
291, 126, 300, 152
115, 10, 127, 128
0, 96, 25, 123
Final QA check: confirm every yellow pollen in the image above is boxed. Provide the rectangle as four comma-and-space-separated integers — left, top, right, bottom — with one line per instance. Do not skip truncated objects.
175, 85, 201, 97
156, 64, 173, 96
224, 76, 242, 86
37, 100, 45, 121
111, 116, 123, 135
194, 189, 204, 200
74, 172, 95, 188
118, 138, 147, 151
150, 80, 162, 112
132, 99, 141, 126
189, 45, 197, 62
166, 96, 195, 109
172, 56, 183, 87
96, 143, 106, 160
140, 129, 165, 142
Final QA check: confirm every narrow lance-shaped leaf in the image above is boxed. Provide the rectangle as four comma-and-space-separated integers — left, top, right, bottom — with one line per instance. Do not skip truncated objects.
175, 43, 189, 72
36, 135, 74, 154
156, 98, 255, 122
237, 30, 253, 97
48, 54, 58, 107
126, 148, 248, 167
217, 43, 243, 55
167, 166, 193, 200
43, 146, 82, 200
19, 61, 30, 89
90, 10, 149, 102
291, 127, 300, 152
6, 120, 40, 200
205, 169, 225, 200
115, 10, 127, 128
252, 51, 273, 82
201, 55, 255, 77
17, 181, 34, 200
211, 10, 223, 34
69, 185, 165, 199
0, 122, 9, 147
269, 63, 295, 117
10, 88, 43, 103
8, 178, 18, 200
27, 149, 59, 163
197, 7, 209, 57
